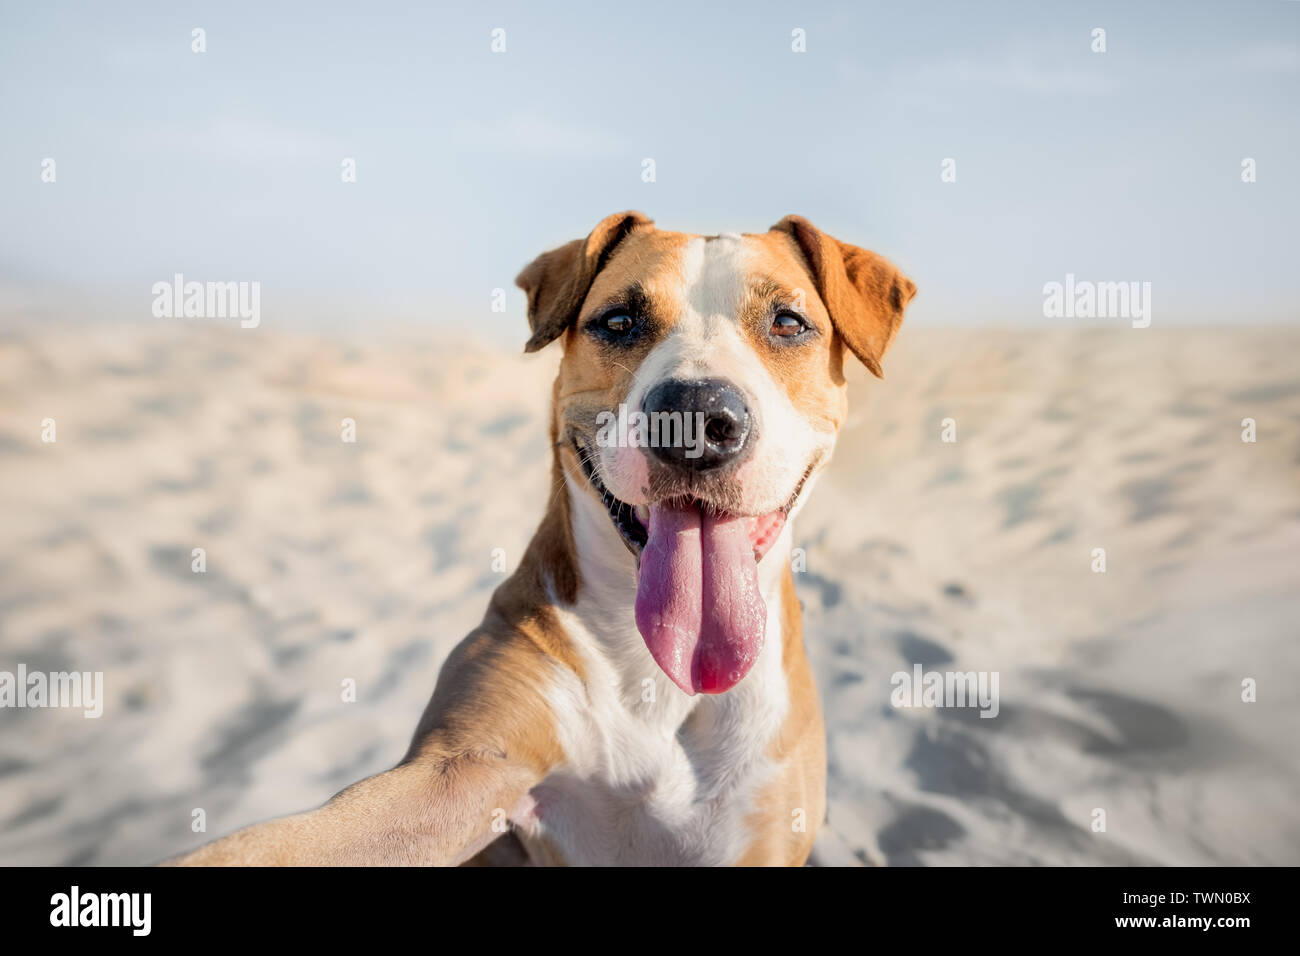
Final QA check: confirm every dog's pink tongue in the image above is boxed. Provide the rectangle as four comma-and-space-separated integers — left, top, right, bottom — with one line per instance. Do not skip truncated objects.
635, 503, 766, 695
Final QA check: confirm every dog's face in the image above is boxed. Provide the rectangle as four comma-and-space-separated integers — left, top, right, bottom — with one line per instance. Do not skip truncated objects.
518, 212, 915, 696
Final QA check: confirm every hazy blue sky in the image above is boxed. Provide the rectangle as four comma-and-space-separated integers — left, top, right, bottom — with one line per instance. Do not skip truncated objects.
2, 0, 1297, 337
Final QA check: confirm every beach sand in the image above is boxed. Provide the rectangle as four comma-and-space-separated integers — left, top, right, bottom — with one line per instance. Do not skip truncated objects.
1, 321, 1297, 865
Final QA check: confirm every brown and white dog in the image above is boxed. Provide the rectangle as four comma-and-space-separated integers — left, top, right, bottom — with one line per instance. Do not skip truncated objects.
172, 212, 915, 866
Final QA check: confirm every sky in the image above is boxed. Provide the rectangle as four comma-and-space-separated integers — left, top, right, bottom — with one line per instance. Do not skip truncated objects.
1, 0, 1297, 338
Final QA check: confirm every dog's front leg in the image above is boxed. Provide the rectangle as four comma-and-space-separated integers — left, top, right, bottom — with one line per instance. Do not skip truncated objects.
167, 745, 540, 866
169, 624, 567, 866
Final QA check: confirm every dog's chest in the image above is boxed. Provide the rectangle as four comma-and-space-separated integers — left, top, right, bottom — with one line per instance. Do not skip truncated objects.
523, 603, 789, 866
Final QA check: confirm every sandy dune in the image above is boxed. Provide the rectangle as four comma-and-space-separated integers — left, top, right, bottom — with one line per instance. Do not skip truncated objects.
0, 321, 1297, 865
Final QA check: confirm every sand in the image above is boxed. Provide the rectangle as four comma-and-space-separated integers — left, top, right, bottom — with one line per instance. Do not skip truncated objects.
0, 320, 1297, 865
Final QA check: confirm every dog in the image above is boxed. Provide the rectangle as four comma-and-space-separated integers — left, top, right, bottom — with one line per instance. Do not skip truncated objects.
171, 212, 915, 866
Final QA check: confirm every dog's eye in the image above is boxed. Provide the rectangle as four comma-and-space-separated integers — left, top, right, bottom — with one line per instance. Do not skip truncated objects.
770, 312, 809, 338
602, 313, 634, 334
587, 304, 647, 344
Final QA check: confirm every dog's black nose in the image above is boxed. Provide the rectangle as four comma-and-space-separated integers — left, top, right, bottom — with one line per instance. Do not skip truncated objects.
641, 378, 753, 471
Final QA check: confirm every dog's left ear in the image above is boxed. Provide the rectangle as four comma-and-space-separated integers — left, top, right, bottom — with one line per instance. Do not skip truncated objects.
516, 211, 654, 352
770, 215, 916, 378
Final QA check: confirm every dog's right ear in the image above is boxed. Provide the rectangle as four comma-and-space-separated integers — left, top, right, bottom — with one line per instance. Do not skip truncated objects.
516, 211, 653, 352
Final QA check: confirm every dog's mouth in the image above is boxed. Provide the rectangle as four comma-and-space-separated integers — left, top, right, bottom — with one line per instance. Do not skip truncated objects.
572, 438, 809, 562
574, 439, 650, 555
572, 436, 813, 696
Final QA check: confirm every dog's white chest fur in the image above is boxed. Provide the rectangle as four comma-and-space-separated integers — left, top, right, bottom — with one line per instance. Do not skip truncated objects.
520, 480, 792, 865
530, 601, 788, 865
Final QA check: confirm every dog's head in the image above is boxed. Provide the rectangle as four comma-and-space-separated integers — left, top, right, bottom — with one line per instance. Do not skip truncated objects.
517, 212, 915, 695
